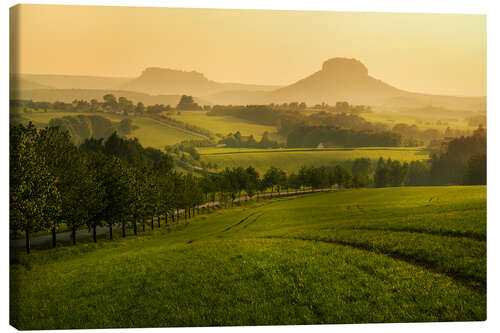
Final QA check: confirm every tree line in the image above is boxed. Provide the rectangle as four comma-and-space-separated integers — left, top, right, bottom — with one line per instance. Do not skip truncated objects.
10, 123, 486, 254
11, 95, 171, 115
10, 123, 352, 254
217, 131, 280, 148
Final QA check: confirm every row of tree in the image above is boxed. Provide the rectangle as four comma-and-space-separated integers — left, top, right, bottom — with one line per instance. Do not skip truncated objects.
10, 124, 352, 254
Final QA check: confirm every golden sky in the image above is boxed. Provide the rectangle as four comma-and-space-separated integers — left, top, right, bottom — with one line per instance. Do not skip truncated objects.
10, 4, 486, 96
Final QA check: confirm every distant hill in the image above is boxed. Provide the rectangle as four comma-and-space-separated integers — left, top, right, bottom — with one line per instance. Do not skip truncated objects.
120, 67, 281, 96
11, 89, 210, 107
16, 74, 131, 90
207, 58, 486, 111
12, 58, 486, 111
10, 77, 53, 90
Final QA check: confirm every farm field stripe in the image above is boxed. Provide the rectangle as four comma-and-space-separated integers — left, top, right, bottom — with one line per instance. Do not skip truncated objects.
260, 235, 486, 292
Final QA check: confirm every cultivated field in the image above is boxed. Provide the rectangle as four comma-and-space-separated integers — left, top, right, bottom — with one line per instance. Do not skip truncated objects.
363, 109, 477, 132
199, 147, 429, 173
10, 186, 486, 329
169, 110, 277, 139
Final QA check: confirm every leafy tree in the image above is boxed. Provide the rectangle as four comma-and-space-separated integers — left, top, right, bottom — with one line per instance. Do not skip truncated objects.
352, 158, 372, 187
176, 95, 202, 110
10, 123, 61, 254
245, 166, 260, 199
406, 161, 431, 186
333, 165, 352, 189
374, 158, 390, 188
464, 154, 486, 185
103, 94, 117, 110
388, 160, 409, 187
135, 102, 145, 114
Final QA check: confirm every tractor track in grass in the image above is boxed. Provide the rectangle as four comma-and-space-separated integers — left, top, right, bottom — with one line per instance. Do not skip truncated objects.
223, 212, 259, 232
259, 235, 486, 293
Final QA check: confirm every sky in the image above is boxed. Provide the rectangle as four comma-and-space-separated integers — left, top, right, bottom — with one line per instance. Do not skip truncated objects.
10, 4, 486, 96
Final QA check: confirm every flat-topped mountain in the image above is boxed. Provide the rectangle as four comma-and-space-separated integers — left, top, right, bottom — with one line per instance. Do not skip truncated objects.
12, 58, 485, 110
209, 58, 486, 110
120, 67, 281, 96
271, 57, 402, 105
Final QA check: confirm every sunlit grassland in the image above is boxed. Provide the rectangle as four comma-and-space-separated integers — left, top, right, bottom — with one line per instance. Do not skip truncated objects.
363, 110, 475, 132
168, 110, 277, 139
10, 186, 486, 329
199, 146, 428, 173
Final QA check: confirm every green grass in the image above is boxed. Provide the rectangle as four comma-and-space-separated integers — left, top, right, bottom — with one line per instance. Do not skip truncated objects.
169, 111, 277, 139
10, 186, 486, 329
199, 147, 429, 173
11, 109, 199, 149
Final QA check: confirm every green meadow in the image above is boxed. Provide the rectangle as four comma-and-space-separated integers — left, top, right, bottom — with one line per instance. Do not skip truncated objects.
169, 110, 277, 139
10, 186, 486, 329
199, 147, 429, 173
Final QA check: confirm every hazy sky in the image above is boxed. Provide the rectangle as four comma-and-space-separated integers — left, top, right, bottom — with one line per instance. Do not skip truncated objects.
11, 5, 486, 96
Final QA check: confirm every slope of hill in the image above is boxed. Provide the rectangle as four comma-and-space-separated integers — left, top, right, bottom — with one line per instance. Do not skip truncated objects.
17, 73, 131, 90
207, 58, 486, 111
11, 186, 486, 329
10, 77, 53, 90
11, 88, 210, 106
120, 67, 280, 96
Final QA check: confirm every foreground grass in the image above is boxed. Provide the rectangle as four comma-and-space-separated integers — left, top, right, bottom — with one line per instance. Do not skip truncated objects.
199, 147, 428, 173
10, 186, 486, 329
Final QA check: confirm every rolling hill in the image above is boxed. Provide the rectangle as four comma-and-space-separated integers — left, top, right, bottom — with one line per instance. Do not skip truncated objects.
10, 186, 486, 329
16, 73, 131, 90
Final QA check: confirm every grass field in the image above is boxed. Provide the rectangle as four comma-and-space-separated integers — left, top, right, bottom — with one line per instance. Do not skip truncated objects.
11, 109, 199, 149
363, 110, 475, 132
199, 147, 429, 173
10, 186, 486, 329
169, 110, 277, 139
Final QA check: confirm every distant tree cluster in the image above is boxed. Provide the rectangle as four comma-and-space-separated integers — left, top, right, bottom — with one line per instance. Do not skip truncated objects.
467, 114, 487, 127
430, 126, 486, 185
176, 95, 202, 110
287, 125, 402, 148
217, 131, 280, 148
48, 115, 134, 145
391, 123, 470, 147
11, 95, 172, 116
310, 101, 372, 114
371, 126, 486, 187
